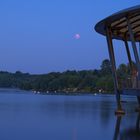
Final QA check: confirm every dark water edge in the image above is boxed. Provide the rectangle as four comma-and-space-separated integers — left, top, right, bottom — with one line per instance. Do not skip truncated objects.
0, 88, 139, 140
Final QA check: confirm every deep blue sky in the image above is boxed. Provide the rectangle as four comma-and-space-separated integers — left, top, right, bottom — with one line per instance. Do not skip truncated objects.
0, 0, 140, 74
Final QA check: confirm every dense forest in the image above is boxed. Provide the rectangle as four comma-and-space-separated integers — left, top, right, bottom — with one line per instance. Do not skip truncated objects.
0, 59, 132, 94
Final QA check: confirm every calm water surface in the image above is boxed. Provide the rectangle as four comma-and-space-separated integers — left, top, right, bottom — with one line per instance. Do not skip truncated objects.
0, 89, 139, 140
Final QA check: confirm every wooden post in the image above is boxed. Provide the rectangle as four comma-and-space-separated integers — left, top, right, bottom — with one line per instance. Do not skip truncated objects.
127, 18, 140, 80
127, 17, 140, 110
124, 40, 133, 72
106, 26, 124, 114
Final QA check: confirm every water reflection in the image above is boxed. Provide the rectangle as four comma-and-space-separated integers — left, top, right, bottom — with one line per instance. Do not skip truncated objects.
99, 100, 115, 126
0, 91, 139, 140
114, 113, 140, 140
113, 116, 122, 140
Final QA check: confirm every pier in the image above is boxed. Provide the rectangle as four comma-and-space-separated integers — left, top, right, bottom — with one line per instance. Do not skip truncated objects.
95, 5, 140, 114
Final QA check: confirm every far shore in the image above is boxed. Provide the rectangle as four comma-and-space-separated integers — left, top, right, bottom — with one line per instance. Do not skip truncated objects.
0, 87, 113, 96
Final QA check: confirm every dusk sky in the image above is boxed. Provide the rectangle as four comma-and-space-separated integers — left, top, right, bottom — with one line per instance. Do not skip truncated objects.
0, 0, 140, 74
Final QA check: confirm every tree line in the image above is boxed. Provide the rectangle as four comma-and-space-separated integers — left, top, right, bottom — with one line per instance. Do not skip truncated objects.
0, 59, 132, 94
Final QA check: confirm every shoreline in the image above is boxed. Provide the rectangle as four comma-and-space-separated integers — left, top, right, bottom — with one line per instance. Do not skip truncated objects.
0, 87, 113, 96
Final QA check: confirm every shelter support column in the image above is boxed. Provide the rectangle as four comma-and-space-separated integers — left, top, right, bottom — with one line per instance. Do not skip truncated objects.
106, 26, 125, 114
124, 40, 134, 88
127, 17, 140, 80
124, 40, 133, 72
127, 17, 140, 110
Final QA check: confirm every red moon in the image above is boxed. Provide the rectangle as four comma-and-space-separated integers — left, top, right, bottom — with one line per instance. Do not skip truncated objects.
74, 34, 80, 39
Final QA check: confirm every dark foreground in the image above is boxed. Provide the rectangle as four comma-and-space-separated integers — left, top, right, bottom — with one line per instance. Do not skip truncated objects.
0, 89, 139, 140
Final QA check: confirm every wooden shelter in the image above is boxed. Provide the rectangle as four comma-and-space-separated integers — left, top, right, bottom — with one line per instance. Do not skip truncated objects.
95, 5, 140, 114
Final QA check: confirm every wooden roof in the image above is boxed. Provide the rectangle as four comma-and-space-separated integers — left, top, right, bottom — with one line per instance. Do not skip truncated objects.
95, 5, 140, 41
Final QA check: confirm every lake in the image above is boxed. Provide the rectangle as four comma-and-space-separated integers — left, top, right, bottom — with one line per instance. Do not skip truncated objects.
0, 89, 139, 140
